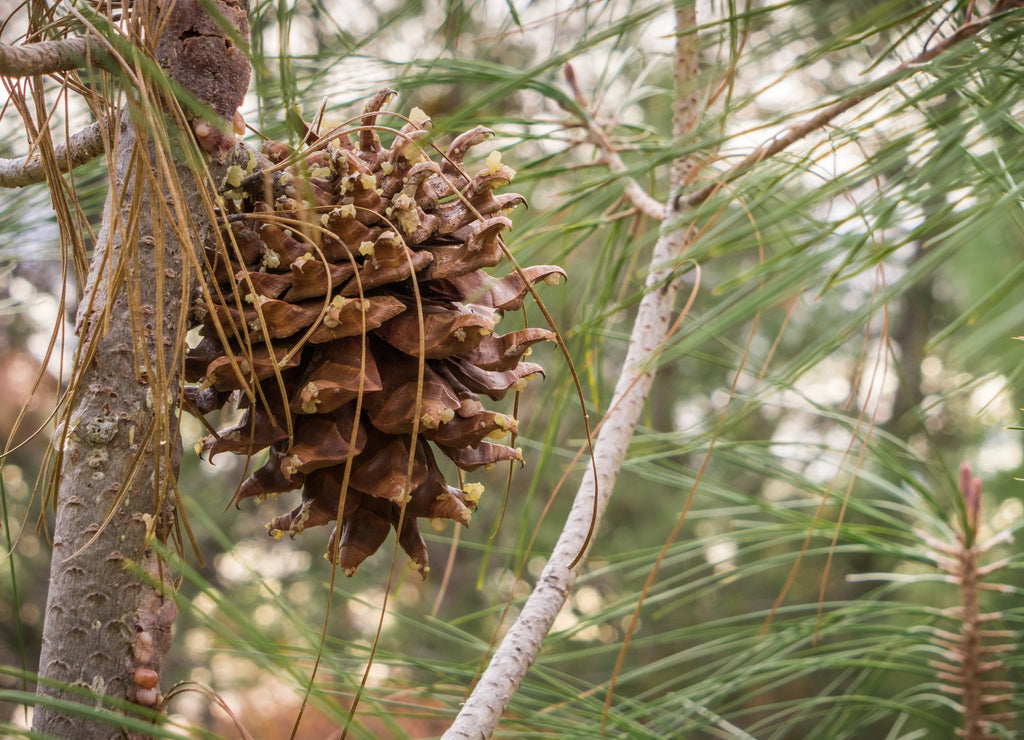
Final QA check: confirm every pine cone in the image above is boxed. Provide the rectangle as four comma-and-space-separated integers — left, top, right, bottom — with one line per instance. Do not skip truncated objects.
186, 90, 563, 577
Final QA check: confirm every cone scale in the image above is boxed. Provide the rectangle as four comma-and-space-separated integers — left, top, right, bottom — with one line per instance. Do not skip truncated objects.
186, 92, 563, 576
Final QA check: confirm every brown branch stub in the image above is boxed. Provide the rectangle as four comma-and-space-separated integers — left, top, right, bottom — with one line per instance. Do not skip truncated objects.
157, 0, 251, 118
156, 0, 251, 151
0, 37, 101, 77
129, 547, 178, 709
0, 120, 108, 188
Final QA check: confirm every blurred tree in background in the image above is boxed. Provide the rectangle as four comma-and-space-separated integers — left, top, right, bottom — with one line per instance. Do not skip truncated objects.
1, 0, 1024, 738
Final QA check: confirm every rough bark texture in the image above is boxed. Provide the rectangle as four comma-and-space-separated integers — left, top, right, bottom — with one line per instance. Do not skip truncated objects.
32, 1, 250, 737
156, 0, 250, 122
33, 112, 195, 740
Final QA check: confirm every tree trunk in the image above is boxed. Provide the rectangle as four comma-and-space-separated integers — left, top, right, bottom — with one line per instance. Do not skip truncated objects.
32, 2, 250, 736
34, 119, 198, 738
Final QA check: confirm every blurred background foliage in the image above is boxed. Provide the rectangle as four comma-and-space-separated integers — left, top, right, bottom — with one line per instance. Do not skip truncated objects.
2, 0, 1024, 737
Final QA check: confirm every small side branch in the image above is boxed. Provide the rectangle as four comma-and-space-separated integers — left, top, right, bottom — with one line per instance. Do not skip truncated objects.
684, 7, 1014, 209
564, 64, 666, 222
598, 142, 663, 220
0, 120, 108, 188
590, 121, 666, 221
0, 37, 102, 77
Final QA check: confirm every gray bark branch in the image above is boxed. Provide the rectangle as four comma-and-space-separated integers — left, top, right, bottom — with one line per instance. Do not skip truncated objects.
441, 3, 701, 738
0, 37, 104, 76
441, 219, 686, 740
0, 120, 109, 188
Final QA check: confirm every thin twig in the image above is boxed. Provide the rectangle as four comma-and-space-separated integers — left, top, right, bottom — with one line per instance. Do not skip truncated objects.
0, 119, 109, 188
589, 122, 666, 221
604, 150, 666, 220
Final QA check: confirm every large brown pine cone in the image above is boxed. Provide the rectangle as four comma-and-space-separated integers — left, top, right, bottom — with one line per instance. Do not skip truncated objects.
185, 90, 563, 576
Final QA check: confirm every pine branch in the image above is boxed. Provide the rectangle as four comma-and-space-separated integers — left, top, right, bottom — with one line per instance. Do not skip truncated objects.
684, 3, 1019, 210
440, 4, 701, 738
927, 463, 1017, 740
0, 37, 105, 77
0, 120, 108, 188
563, 64, 666, 222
